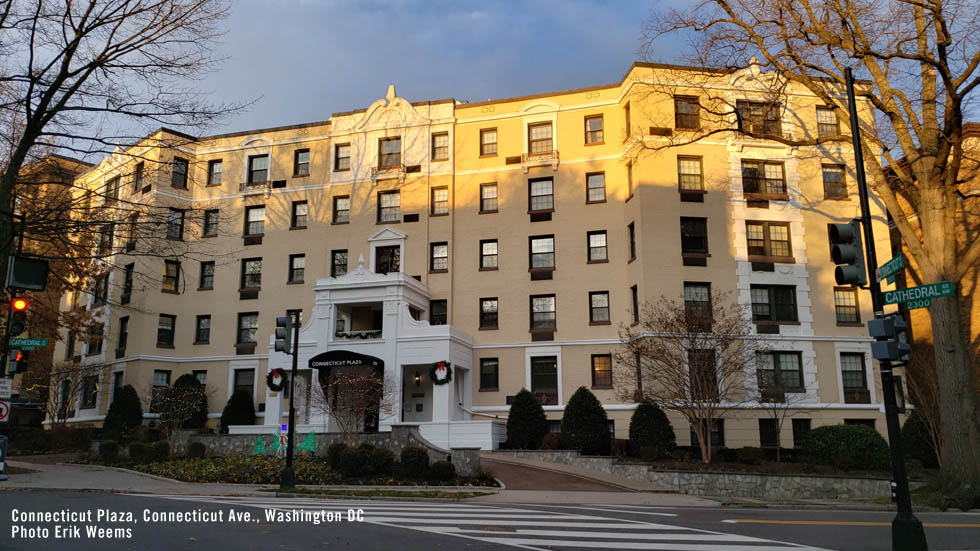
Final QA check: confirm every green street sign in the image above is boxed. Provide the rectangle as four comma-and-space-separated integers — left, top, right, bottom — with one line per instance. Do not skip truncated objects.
906, 298, 931, 310
876, 254, 904, 281
8, 338, 48, 349
883, 281, 954, 305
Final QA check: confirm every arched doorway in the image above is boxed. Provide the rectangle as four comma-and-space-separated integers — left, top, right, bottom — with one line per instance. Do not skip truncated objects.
309, 350, 385, 433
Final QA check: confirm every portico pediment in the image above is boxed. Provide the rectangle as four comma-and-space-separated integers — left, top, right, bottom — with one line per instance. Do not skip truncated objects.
355, 85, 431, 131
368, 227, 407, 242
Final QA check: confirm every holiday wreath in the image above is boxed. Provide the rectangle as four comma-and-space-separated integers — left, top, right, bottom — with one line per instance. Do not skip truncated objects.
266, 368, 288, 392
429, 361, 452, 385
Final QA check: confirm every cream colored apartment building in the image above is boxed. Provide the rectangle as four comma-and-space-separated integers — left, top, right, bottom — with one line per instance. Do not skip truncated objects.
52, 63, 897, 450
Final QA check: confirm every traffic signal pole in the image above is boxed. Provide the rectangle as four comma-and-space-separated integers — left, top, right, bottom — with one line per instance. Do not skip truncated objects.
279, 312, 300, 490
845, 67, 928, 551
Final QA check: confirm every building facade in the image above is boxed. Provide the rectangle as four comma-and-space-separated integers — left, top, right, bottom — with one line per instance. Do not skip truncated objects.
50, 63, 897, 450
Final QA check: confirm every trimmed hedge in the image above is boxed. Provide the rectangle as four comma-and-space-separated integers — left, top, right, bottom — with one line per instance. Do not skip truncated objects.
400, 446, 430, 478
129, 442, 151, 464
151, 441, 170, 461
628, 401, 676, 459
98, 441, 119, 464
803, 424, 890, 470
338, 446, 371, 477
367, 448, 395, 475
102, 385, 144, 439
429, 460, 456, 482
219, 390, 255, 433
187, 442, 207, 459
135, 456, 342, 484
505, 389, 549, 450
559, 387, 610, 455
326, 442, 347, 470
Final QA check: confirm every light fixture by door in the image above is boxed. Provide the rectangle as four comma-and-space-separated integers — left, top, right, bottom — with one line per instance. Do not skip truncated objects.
414, 370, 421, 387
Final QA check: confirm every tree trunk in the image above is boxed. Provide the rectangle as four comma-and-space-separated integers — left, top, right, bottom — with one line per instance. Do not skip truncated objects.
930, 293, 980, 482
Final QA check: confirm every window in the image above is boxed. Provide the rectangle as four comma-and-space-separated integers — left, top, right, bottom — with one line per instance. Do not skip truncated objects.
81, 376, 98, 409
378, 191, 400, 223
199, 261, 214, 290
86, 326, 104, 356
195, 315, 211, 344
333, 196, 350, 224
834, 287, 860, 324
237, 313, 258, 344
153, 370, 171, 388
163, 260, 180, 293
480, 240, 498, 270
334, 144, 350, 171
841, 353, 870, 403
750, 284, 798, 322
291, 201, 308, 228
248, 155, 268, 182
233, 369, 255, 400
480, 183, 498, 212
171, 157, 188, 188
680, 217, 708, 254
756, 351, 804, 390
166, 209, 184, 240
65, 333, 75, 360
479, 358, 499, 390
628, 222, 636, 261
529, 178, 554, 211
792, 419, 811, 447
585, 115, 604, 144
126, 213, 138, 245
677, 157, 703, 191
244, 206, 265, 235
589, 291, 610, 324
480, 298, 498, 329
746, 221, 792, 259
288, 254, 305, 283
431, 187, 449, 215
736, 100, 782, 136
586, 173, 606, 203
122, 264, 134, 300
684, 282, 712, 331
376, 245, 400, 274
294, 149, 310, 176
624, 102, 631, 138
207, 159, 222, 186
430, 242, 448, 272
98, 224, 114, 256
431, 133, 449, 160
591, 354, 613, 387
241, 258, 262, 289
587, 231, 608, 262
822, 164, 847, 199
627, 162, 634, 198
429, 300, 447, 325
94, 273, 109, 304
193, 370, 207, 385
157, 314, 176, 347
528, 122, 553, 153
379, 137, 401, 168
688, 349, 718, 401
331, 250, 348, 277
117, 316, 129, 351
741, 160, 787, 196
759, 419, 779, 448
631, 285, 639, 324
134, 162, 144, 192
480, 129, 497, 156
112, 372, 124, 401
675, 96, 700, 129
530, 356, 558, 405
530, 294, 556, 331
816, 106, 838, 138
106, 176, 120, 203
529, 235, 555, 270
203, 209, 219, 237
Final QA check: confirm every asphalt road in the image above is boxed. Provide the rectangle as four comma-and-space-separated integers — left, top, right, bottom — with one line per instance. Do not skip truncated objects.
1, 490, 977, 551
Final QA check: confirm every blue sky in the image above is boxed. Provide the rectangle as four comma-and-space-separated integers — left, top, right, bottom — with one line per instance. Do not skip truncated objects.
206, 1, 661, 133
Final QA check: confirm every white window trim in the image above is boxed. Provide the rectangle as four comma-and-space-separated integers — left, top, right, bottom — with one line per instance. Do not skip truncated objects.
834, 343, 877, 406
525, 346, 563, 405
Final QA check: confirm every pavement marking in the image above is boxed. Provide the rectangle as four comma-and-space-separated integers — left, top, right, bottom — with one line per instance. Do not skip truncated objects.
723, 519, 980, 528
446, 527, 771, 541
466, 539, 822, 550
530, 504, 678, 516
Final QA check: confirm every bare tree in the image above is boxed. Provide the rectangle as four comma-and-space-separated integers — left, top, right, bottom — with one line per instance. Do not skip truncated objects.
149, 381, 210, 453
310, 368, 397, 446
35, 361, 108, 427
904, 342, 944, 467
642, 0, 980, 482
751, 388, 811, 463
616, 294, 765, 463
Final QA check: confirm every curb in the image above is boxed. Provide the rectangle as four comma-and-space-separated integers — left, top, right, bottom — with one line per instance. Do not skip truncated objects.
269, 492, 494, 502
66, 463, 188, 485
481, 456, 672, 493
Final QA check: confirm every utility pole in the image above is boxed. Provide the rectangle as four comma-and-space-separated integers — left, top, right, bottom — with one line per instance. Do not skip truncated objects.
844, 67, 928, 551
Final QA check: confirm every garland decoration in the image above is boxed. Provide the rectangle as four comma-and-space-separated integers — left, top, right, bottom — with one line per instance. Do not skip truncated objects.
430, 361, 452, 385
266, 368, 288, 392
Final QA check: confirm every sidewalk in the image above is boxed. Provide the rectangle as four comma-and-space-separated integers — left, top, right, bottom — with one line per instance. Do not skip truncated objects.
480, 451, 671, 492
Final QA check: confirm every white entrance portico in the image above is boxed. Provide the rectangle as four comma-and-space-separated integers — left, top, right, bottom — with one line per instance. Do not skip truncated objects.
250, 230, 503, 449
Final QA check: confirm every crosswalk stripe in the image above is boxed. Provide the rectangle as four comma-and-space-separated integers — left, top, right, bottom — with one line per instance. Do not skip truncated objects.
368, 518, 692, 528
469, 539, 821, 551
446, 528, 770, 542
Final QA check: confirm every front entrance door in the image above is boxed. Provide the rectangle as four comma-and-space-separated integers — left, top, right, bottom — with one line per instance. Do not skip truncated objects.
402, 365, 432, 423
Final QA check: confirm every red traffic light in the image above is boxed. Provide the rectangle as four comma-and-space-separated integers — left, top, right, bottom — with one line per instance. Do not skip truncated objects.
12, 298, 28, 311
12, 349, 24, 362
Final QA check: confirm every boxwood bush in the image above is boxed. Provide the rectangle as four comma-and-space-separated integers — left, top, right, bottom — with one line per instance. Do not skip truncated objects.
428, 460, 456, 482
505, 389, 549, 450
326, 442, 347, 470
628, 401, 676, 459
367, 447, 395, 475
98, 441, 119, 464
128, 442, 151, 464
219, 390, 255, 433
187, 442, 207, 459
400, 446, 430, 478
803, 424, 890, 470
559, 387, 610, 455
102, 385, 143, 440
338, 446, 370, 477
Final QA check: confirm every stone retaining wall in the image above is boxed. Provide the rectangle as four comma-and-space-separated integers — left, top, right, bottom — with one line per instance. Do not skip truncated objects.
492, 450, 900, 499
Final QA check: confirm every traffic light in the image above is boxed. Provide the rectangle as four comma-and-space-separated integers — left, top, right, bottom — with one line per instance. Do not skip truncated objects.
869, 314, 911, 364
8, 349, 29, 374
829, 220, 867, 286
274, 315, 292, 353
8, 297, 28, 337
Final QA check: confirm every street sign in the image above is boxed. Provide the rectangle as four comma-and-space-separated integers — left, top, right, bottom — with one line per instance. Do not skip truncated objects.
0, 401, 9, 423
0, 379, 11, 400
8, 338, 48, 350
883, 281, 954, 305
876, 254, 904, 282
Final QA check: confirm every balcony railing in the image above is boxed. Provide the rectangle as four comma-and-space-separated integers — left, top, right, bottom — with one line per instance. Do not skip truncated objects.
521, 150, 559, 173
371, 164, 405, 183
335, 329, 383, 340
239, 180, 270, 196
